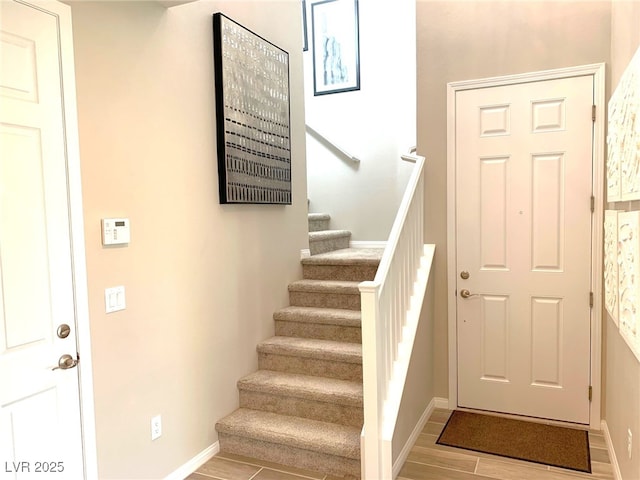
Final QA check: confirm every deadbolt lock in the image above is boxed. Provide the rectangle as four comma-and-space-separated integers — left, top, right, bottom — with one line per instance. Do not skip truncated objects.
460, 271, 470, 280
57, 324, 71, 339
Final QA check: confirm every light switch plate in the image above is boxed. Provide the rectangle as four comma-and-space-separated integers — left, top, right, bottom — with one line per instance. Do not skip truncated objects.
105, 286, 126, 313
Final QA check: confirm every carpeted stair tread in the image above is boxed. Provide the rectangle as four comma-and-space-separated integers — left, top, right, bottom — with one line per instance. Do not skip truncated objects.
308, 230, 352, 241
288, 279, 360, 294
302, 247, 384, 266
217, 224, 370, 475
238, 370, 362, 406
308, 213, 331, 233
274, 306, 361, 327
216, 408, 361, 460
308, 227, 351, 256
308, 213, 331, 221
258, 336, 362, 364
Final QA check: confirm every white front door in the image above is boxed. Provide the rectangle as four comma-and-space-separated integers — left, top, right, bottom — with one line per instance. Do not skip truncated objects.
455, 75, 594, 424
0, 1, 85, 476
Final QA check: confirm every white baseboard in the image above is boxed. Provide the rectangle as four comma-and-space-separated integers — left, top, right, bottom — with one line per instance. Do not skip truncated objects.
300, 248, 310, 258
391, 396, 448, 478
165, 442, 219, 480
434, 397, 449, 409
602, 420, 623, 480
350, 240, 387, 249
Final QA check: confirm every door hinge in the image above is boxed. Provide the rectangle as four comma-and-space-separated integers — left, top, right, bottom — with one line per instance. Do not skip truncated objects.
590, 292, 594, 308
592, 105, 596, 122
590, 195, 595, 213
589, 385, 593, 401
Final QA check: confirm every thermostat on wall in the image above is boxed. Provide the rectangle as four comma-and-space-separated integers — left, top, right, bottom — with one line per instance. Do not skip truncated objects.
102, 218, 130, 246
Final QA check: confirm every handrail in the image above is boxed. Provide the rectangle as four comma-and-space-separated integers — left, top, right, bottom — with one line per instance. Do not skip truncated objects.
359, 151, 431, 479
305, 124, 361, 163
401, 146, 418, 163
370, 154, 424, 290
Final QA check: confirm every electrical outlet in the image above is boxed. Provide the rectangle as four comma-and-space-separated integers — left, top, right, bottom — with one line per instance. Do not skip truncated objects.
628, 428, 633, 460
151, 415, 162, 441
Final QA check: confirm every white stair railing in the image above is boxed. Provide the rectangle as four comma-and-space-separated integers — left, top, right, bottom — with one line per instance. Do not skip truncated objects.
359, 151, 431, 479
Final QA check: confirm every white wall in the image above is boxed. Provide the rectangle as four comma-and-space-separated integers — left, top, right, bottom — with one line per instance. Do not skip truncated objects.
70, 2, 307, 478
304, 0, 416, 241
605, 2, 640, 478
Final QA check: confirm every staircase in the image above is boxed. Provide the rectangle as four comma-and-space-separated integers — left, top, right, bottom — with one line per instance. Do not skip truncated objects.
215, 215, 383, 478
308, 212, 351, 255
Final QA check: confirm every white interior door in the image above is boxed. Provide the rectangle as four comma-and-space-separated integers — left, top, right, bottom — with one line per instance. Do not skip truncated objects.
455, 75, 594, 424
0, 1, 85, 476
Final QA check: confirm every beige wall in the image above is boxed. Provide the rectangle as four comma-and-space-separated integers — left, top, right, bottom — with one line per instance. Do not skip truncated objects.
70, 2, 307, 478
416, 0, 611, 398
605, 1, 640, 477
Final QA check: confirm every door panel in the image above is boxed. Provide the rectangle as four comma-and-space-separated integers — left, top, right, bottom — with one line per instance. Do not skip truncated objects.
479, 157, 509, 270
0, 1, 84, 476
531, 153, 564, 271
530, 296, 562, 386
480, 295, 509, 382
456, 75, 593, 424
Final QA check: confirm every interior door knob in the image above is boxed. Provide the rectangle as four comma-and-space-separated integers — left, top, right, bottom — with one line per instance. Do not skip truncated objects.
459, 289, 478, 299
52, 354, 78, 371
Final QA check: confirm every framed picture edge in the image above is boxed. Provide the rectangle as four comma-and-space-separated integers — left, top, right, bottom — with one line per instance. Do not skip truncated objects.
302, 0, 308, 52
212, 13, 228, 203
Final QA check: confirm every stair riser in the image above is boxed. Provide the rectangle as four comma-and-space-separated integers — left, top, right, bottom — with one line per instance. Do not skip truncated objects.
303, 264, 378, 282
275, 320, 361, 343
289, 291, 361, 310
308, 219, 330, 232
239, 390, 363, 427
259, 353, 362, 381
219, 433, 360, 478
309, 237, 350, 255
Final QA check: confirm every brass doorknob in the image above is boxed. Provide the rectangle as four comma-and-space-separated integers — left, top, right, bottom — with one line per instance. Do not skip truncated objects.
460, 289, 478, 299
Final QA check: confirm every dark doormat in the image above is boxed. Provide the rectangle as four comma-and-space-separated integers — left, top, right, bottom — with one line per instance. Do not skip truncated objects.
436, 410, 591, 473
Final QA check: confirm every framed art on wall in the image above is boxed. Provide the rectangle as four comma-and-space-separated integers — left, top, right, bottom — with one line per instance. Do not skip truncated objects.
618, 211, 640, 362
302, 0, 308, 51
607, 44, 640, 202
604, 210, 620, 326
311, 0, 360, 95
212, 13, 292, 204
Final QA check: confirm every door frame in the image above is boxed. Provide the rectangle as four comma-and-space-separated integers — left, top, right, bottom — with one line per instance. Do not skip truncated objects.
14, 0, 99, 476
446, 64, 605, 430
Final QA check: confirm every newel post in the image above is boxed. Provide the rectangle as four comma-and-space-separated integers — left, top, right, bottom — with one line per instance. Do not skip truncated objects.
359, 280, 387, 479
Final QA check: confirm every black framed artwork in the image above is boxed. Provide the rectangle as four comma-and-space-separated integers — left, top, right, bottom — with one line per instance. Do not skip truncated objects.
311, 0, 360, 96
302, 0, 308, 52
212, 13, 292, 204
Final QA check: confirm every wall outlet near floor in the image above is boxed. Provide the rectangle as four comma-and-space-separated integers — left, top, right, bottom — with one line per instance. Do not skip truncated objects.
151, 415, 162, 441
628, 428, 633, 459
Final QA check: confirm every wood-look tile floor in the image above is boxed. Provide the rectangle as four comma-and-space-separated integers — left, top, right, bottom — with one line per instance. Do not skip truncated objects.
186, 409, 615, 480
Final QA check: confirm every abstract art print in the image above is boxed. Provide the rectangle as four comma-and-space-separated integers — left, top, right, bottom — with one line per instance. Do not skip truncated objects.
607, 44, 640, 202
618, 211, 640, 362
604, 210, 620, 326
212, 13, 291, 204
311, 0, 360, 95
